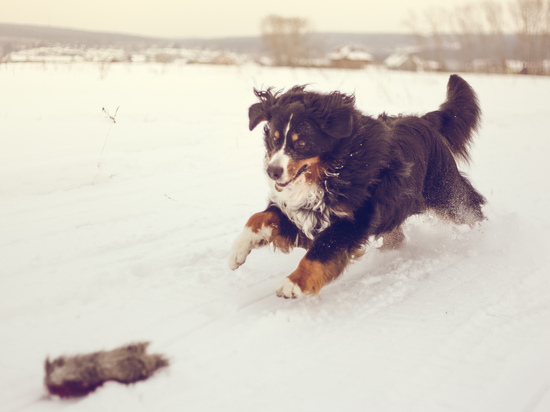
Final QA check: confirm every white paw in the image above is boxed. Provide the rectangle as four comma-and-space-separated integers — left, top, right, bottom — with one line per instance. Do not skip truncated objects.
228, 226, 272, 270
276, 278, 303, 299
228, 247, 250, 271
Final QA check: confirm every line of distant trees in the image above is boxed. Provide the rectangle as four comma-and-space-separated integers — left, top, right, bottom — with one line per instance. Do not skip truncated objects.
261, 1, 550, 75
405, 0, 550, 74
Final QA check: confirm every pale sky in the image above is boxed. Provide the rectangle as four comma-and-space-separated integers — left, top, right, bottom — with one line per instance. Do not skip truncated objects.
2, 0, 491, 38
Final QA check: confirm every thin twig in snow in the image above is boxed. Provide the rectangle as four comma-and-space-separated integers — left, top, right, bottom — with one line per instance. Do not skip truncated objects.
93, 106, 120, 185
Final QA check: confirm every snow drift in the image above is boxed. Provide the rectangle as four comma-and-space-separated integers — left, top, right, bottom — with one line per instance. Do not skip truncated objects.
1, 62, 549, 412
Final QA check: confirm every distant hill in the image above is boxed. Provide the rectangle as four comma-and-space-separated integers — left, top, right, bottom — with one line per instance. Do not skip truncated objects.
0, 23, 165, 49
0, 23, 172, 61
0, 22, 417, 59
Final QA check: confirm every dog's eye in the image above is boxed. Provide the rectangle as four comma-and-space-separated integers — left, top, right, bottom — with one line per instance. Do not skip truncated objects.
272, 131, 281, 142
294, 140, 307, 151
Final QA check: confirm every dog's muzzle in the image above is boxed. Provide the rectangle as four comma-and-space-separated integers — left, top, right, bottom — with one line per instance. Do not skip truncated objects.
267, 163, 308, 190
266, 163, 284, 181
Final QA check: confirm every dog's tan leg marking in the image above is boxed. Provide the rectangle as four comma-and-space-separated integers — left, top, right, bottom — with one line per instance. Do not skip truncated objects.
276, 254, 350, 298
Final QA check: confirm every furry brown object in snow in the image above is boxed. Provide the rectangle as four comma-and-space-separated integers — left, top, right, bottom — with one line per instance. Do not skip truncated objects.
44, 342, 168, 398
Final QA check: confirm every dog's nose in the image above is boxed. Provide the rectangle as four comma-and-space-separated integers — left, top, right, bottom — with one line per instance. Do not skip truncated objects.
267, 164, 284, 181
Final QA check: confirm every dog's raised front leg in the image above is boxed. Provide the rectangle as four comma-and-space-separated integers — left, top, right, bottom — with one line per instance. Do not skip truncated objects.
228, 211, 277, 270
228, 206, 300, 270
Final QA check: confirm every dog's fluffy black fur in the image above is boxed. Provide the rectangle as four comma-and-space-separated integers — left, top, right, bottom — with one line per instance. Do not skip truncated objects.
229, 74, 485, 298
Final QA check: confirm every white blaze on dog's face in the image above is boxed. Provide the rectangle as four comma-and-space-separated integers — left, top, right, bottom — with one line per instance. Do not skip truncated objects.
266, 115, 297, 188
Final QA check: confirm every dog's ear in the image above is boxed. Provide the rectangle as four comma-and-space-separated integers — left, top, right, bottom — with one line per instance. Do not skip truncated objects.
248, 103, 268, 131
249, 88, 277, 131
318, 107, 354, 139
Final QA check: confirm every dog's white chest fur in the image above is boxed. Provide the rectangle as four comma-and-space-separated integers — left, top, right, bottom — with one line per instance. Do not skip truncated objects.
269, 179, 331, 240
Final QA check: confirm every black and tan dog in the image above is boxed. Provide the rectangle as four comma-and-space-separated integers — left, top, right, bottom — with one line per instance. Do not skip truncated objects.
229, 75, 485, 298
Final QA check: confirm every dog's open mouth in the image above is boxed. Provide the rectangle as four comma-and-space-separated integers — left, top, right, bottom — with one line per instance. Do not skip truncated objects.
275, 164, 308, 190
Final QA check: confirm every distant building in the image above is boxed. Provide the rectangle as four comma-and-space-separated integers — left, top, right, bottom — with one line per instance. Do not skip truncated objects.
384, 53, 440, 72
328, 46, 373, 69
154, 53, 176, 64
209, 52, 237, 65
384, 53, 424, 71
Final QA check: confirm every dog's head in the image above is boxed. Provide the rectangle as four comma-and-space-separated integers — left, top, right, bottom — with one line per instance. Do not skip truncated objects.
248, 86, 356, 190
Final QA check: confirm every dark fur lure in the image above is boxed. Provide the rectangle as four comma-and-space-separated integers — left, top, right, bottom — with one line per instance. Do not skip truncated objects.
44, 342, 168, 398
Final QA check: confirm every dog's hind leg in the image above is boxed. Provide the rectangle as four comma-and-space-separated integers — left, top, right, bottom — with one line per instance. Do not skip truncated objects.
429, 173, 486, 227
378, 226, 406, 251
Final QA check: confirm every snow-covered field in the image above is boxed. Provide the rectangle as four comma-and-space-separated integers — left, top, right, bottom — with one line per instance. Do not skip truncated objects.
1, 62, 550, 412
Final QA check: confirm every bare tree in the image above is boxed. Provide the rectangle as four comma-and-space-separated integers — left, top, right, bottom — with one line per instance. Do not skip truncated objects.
481, 0, 508, 72
403, 9, 428, 50
403, 8, 451, 71
404, 0, 550, 75
510, 0, 550, 74
261, 15, 311, 67
423, 7, 450, 70
451, 4, 488, 72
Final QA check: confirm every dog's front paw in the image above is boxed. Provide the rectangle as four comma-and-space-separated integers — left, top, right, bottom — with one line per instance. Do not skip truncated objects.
228, 226, 270, 270
228, 236, 252, 270
276, 278, 303, 299
228, 250, 249, 271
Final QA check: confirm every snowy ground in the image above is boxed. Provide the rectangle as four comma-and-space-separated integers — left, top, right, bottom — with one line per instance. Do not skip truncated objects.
1, 62, 550, 412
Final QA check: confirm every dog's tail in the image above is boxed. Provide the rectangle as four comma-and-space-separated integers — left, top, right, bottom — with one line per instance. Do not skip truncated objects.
423, 75, 481, 163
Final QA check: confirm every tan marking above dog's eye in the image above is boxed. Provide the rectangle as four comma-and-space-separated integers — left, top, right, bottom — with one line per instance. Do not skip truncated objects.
292, 133, 299, 142
274, 131, 280, 140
